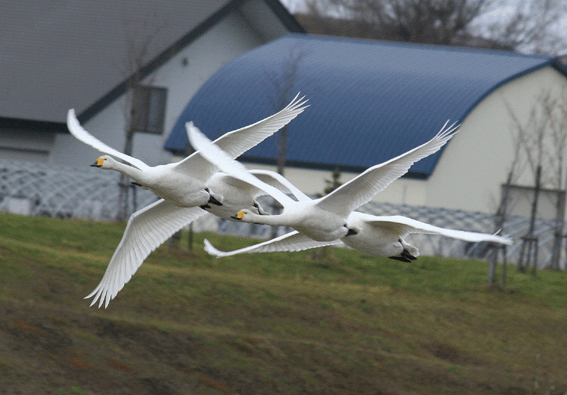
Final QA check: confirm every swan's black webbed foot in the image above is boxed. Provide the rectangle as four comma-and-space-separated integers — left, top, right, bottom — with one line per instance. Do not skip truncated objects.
205, 188, 223, 206
389, 249, 417, 263
208, 195, 223, 206
389, 255, 411, 262
401, 249, 417, 261
345, 228, 359, 237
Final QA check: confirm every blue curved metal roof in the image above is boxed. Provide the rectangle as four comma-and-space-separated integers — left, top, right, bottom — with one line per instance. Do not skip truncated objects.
165, 33, 565, 178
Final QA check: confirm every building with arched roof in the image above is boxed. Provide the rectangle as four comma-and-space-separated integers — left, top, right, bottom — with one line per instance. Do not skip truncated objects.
165, 33, 567, 214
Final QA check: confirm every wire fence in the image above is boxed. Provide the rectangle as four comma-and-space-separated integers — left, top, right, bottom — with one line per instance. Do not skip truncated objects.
0, 158, 563, 268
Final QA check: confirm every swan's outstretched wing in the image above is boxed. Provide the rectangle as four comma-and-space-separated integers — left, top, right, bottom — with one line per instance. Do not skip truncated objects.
177, 94, 308, 182
361, 214, 512, 245
250, 169, 312, 202
204, 231, 341, 258
66, 109, 149, 171
187, 123, 296, 207
317, 121, 459, 218
85, 200, 206, 308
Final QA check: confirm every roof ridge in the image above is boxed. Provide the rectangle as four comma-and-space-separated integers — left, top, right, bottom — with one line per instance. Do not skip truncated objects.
283, 32, 553, 61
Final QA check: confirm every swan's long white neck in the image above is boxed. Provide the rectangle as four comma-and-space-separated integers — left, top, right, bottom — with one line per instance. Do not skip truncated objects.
239, 210, 294, 227
105, 158, 144, 181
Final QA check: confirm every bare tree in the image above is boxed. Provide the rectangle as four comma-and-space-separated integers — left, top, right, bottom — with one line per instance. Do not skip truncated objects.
114, 9, 166, 220
266, 45, 305, 177
501, 89, 567, 274
301, 0, 566, 54
265, 45, 305, 238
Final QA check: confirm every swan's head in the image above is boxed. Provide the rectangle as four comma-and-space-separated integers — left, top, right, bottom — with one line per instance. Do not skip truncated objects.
90, 155, 114, 169
231, 209, 253, 221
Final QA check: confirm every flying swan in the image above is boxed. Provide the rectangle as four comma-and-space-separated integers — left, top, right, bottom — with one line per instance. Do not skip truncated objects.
201, 168, 512, 260
186, 120, 460, 243
70, 94, 308, 308
204, 212, 512, 261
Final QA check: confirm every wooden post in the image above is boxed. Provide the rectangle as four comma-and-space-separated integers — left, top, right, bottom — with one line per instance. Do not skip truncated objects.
489, 173, 512, 285
518, 165, 541, 273
550, 190, 566, 270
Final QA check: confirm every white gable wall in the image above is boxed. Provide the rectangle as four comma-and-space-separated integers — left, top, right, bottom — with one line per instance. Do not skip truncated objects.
49, 10, 266, 169
426, 66, 567, 214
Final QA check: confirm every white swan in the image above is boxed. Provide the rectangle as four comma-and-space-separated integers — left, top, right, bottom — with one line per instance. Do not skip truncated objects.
187, 120, 459, 242
203, 183, 512, 261
203, 212, 512, 260
78, 95, 309, 308
67, 93, 307, 207
83, 169, 299, 309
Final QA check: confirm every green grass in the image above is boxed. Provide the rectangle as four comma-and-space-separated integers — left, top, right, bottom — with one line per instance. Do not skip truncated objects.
1, 212, 567, 394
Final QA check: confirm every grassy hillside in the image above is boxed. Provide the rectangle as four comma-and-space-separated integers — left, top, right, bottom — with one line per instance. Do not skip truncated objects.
1, 212, 567, 394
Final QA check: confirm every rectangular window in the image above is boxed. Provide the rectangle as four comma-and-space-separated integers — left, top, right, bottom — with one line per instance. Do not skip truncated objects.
131, 85, 168, 134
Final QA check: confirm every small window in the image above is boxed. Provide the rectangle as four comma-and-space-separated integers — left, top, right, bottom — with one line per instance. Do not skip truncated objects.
131, 85, 168, 134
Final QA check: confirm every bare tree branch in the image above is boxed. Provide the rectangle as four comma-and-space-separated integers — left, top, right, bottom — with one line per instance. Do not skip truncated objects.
301, 0, 566, 54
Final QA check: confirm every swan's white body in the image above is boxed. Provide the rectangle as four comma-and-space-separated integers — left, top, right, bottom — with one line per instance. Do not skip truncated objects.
204, 212, 513, 260
187, 120, 460, 242
341, 211, 511, 260
74, 95, 308, 308
91, 154, 217, 207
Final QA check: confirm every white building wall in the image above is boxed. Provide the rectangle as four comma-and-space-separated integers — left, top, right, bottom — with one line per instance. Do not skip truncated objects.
426, 66, 567, 213
49, 11, 266, 168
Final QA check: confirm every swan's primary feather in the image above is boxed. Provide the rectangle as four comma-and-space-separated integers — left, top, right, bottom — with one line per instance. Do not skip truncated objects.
216, 169, 309, 200
250, 169, 312, 202
316, 121, 459, 218
175, 93, 308, 182
85, 200, 205, 308
187, 122, 296, 206
361, 214, 513, 244
204, 232, 340, 258
67, 109, 150, 171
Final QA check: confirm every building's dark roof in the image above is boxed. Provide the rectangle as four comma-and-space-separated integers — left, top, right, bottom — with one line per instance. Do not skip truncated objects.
165, 33, 567, 177
0, 0, 302, 127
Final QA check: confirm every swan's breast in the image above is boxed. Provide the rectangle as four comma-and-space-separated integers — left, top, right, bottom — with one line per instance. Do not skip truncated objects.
145, 170, 209, 207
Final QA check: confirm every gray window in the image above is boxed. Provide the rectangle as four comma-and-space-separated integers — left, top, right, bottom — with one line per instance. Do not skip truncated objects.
131, 85, 168, 134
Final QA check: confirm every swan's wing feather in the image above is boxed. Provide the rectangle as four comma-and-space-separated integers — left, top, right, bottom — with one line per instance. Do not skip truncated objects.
213, 93, 308, 158
250, 169, 311, 201
204, 231, 340, 258
85, 200, 206, 308
317, 121, 459, 217
175, 94, 308, 182
66, 109, 149, 171
364, 214, 513, 245
209, 170, 309, 202
187, 123, 294, 206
